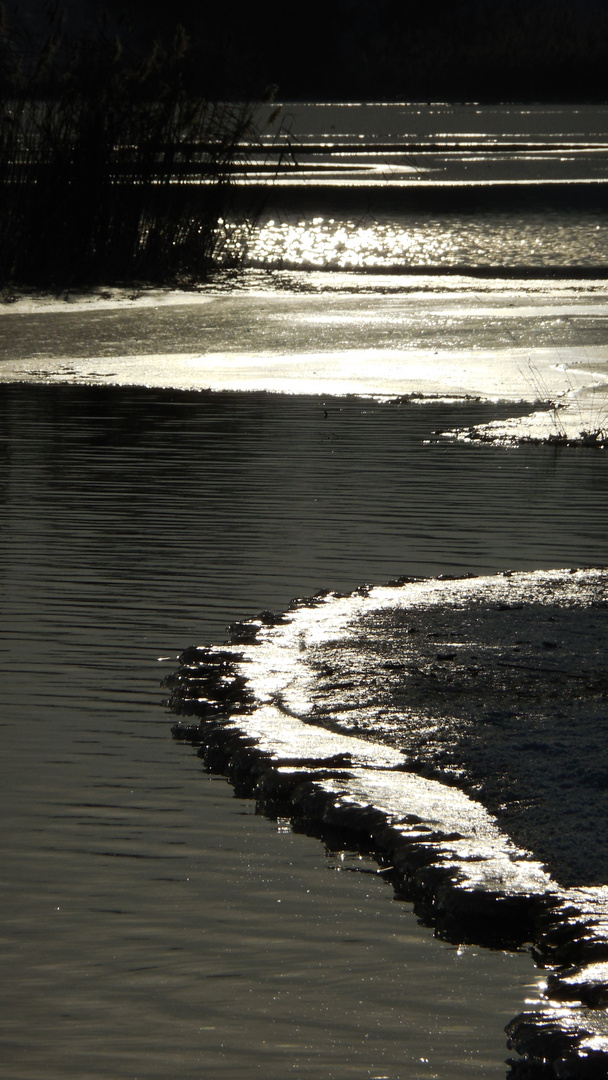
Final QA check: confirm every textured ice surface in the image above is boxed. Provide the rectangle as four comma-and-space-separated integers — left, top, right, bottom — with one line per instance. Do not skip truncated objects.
170, 569, 608, 1074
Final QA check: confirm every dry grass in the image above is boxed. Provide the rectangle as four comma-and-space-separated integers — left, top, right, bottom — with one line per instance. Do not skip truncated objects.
0, 7, 257, 286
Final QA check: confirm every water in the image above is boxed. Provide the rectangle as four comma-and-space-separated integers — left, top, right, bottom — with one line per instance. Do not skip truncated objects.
2, 103, 608, 1078
250, 102, 608, 188
233, 101, 608, 274
245, 208, 608, 272
2, 384, 607, 1078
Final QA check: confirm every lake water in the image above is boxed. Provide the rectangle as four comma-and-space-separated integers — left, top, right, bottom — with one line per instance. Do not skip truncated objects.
2, 103, 608, 1079
250, 101, 608, 189
234, 101, 608, 274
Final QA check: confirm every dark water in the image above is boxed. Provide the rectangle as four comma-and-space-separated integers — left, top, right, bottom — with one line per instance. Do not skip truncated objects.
2, 382, 608, 1078
252, 102, 608, 189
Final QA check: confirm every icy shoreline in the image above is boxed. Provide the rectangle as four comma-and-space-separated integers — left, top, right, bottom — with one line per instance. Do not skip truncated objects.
2, 276, 607, 447
167, 569, 608, 1077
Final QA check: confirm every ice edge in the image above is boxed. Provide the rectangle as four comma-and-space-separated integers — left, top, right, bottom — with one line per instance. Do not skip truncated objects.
165, 570, 608, 1079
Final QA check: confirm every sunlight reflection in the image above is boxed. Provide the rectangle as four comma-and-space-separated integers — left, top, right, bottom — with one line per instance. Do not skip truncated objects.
249, 216, 450, 269
241, 212, 608, 271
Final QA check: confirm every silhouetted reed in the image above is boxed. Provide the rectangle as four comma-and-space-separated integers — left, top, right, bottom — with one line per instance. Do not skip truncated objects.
0, 8, 256, 286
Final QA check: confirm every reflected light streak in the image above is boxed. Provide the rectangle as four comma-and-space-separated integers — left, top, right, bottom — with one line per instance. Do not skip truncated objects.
249, 217, 457, 270
240, 213, 608, 272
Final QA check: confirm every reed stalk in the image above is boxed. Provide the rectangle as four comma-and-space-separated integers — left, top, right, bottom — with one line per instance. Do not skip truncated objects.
0, 7, 256, 286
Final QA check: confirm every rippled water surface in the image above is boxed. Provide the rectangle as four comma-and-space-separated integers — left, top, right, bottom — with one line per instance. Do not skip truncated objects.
234, 102, 608, 272
2, 383, 608, 1078
250, 102, 608, 188
245, 208, 608, 271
